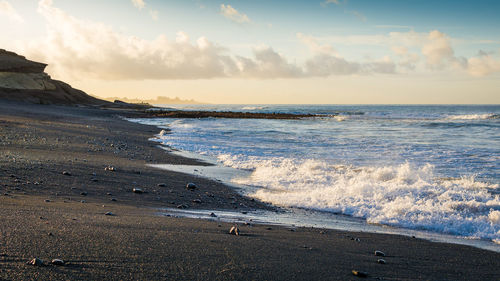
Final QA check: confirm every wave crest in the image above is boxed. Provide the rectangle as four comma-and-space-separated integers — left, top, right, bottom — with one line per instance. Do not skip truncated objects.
230, 160, 499, 240
445, 113, 499, 120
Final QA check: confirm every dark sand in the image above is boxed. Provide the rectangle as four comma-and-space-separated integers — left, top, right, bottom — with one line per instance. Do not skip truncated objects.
1, 100, 499, 281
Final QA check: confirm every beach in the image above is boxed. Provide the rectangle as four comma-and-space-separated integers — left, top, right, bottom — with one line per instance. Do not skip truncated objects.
1, 100, 499, 281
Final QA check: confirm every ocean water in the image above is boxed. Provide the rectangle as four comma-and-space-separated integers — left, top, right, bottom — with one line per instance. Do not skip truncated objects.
130, 105, 500, 244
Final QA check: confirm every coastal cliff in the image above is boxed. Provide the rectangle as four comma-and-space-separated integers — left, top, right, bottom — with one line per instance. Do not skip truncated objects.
0, 49, 110, 105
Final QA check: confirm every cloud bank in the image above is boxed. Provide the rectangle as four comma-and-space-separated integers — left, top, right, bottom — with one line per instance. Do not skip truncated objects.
20, 0, 500, 81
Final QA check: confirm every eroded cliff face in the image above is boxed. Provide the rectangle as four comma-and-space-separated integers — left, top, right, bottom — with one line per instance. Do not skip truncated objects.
0, 49, 110, 105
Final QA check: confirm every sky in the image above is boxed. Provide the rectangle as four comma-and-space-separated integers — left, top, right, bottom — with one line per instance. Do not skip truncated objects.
1, 0, 499, 104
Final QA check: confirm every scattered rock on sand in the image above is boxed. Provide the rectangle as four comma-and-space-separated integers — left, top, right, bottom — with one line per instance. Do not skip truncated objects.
192, 199, 202, 204
157, 183, 166, 187
132, 188, 143, 194
210, 212, 217, 217
27, 258, 44, 266
51, 259, 65, 266
229, 225, 240, 236
177, 204, 188, 209
44, 199, 50, 202
80, 191, 87, 196
352, 270, 368, 278
104, 166, 115, 171
377, 259, 386, 264
374, 250, 386, 257
110, 198, 117, 202
62, 171, 71, 176
105, 212, 115, 216
186, 183, 197, 190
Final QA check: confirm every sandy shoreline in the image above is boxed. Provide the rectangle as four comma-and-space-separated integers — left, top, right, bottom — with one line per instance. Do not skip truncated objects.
1, 100, 499, 280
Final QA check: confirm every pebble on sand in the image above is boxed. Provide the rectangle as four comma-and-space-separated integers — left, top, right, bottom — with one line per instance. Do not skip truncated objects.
157, 183, 167, 187
132, 188, 143, 194
229, 225, 240, 236
80, 191, 88, 196
210, 212, 217, 217
105, 212, 115, 216
186, 183, 197, 190
351, 269, 368, 278
51, 259, 65, 266
27, 258, 43, 266
374, 250, 386, 257
104, 166, 115, 171
351, 270, 368, 278
377, 259, 386, 264
62, 171, 71, 176
192, 199, 202, 204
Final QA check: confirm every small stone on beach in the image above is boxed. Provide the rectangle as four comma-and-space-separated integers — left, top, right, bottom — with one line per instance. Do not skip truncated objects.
192, 199, 202, 204
132, 188, 143, 194
374, 250, 386, 257
80, 192, 87, 196
229, 225, 240, 236
157, 183, 166, 187
27, 258, 43, 266
377, 259, 386, 264
186, 183, 197, 190
44, 199, 50, 202
105, 212, 115, 216
352, 270, 368, 278
62, 171, 71, 176
104, 166, 115, 171
51, 259, 65, 266
210, 212, 217, 217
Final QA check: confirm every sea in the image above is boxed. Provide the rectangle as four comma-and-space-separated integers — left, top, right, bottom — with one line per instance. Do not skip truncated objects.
128, 105, 500, 251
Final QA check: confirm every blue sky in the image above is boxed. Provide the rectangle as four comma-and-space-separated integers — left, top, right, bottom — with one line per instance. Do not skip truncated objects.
1, 0, 499, 103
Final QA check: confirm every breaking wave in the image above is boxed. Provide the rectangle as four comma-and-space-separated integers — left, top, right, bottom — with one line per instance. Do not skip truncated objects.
223, 156, 500, 240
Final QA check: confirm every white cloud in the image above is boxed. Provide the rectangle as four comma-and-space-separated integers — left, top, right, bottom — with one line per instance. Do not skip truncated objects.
220, 4, 250, 23
298, 33, 396, 76
20, 1, 499, 81
131, 0, 145, 10
236, 47, 304, 78
466, 53, 500, 77
0, 0, 24, 23
297, 33, 339, 56
30, 0, 236, 80
391, 46, 420, 70
421, 30, 455, 69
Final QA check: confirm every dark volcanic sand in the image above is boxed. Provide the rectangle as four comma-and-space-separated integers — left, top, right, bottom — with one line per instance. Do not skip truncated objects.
0, 100, 499, 281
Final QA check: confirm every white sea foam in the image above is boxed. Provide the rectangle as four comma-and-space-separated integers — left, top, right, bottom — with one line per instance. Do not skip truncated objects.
445, 113, 499, 120
226, 158, 500, 240
241, 106, 266, 110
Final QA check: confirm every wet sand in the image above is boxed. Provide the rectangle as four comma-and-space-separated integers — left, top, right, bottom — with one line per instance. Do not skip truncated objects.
1, 100, 499, 280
